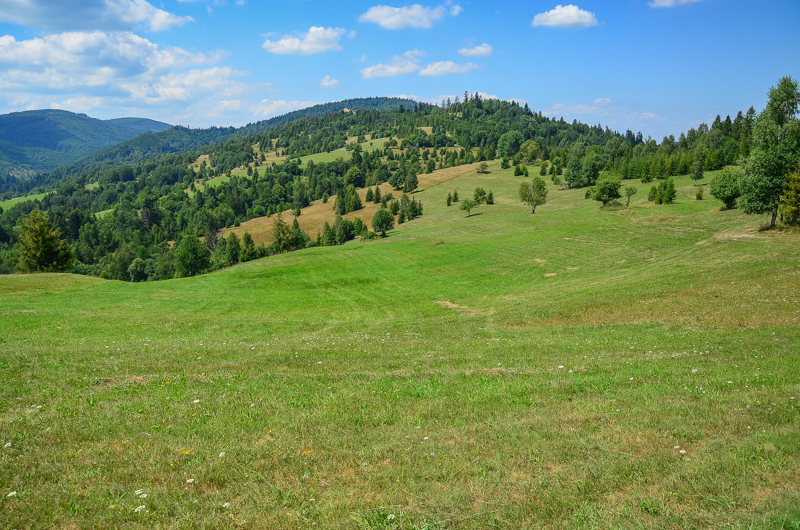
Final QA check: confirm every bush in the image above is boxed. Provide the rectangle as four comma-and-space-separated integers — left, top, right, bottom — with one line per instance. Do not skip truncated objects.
372, 208, 394, 236
696, 187, 704, 200
654, 178, 676, 205
594, 177, 623, 206
709, 167, 742, 210
648, 186, 658, 202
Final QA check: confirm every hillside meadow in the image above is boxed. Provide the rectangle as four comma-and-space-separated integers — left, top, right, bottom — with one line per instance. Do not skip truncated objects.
1, 163, 799, 529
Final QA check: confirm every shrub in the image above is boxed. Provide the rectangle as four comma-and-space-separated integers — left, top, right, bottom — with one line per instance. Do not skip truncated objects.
709, 167, 742, 210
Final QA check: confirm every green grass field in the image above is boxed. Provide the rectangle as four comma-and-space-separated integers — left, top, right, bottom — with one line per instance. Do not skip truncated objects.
0, 192, 49, 211
2, 164, 799, 529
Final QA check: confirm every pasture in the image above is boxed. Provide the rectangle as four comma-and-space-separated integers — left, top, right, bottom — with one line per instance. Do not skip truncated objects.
1, 164, 799, 529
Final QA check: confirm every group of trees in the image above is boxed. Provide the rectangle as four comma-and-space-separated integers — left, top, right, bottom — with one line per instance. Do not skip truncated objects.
2, 77, 798, 279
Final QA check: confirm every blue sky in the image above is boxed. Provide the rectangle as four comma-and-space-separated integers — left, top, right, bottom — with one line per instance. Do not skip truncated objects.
0, 0, 798, 139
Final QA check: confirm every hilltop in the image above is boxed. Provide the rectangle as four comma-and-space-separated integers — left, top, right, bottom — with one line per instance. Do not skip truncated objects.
3, 97, 415, 197
0, 109, 171, 178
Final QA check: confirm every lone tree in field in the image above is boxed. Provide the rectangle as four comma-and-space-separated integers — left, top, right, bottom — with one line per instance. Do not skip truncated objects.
692, 151, 705, 186
459, 199, 478, 217
593, 177, 622, 207
519, 177, 548, 213
625, 186, 638, 206
477, 162, 489, 174
372, 208, 394, 237
739, 76, 800, 228
17, 207, 73, 272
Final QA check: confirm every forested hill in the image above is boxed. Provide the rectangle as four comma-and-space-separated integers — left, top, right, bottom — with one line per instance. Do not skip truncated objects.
0, 88, 765, 281
0, 110, 171, 178
5, 97, 416, 196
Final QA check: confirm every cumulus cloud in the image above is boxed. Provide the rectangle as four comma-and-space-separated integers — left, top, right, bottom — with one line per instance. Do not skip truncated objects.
532, 4, 597, 29
649, 0, 707, 6
262, 26, 347, 55
0, 31, 279, 126
253, 98, 318, 118
0, 0, 193, 32
458, 43, 492, 57
418, 61, 480, 76
320, 75, 339, 88
361, 49, 425, 79
358, 3, 461, 30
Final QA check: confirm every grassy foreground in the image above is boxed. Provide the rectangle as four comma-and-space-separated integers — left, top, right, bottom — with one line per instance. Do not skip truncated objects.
1, 164, 799, 529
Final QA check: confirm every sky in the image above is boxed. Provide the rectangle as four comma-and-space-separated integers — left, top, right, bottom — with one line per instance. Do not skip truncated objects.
0, 0, 798, 139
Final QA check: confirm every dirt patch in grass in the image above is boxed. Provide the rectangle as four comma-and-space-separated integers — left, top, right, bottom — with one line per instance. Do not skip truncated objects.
645, 216, 675, 222
436, 300, 487, 316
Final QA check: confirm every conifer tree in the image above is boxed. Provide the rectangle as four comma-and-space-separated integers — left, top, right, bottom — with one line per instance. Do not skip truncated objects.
17, 207, 73, 272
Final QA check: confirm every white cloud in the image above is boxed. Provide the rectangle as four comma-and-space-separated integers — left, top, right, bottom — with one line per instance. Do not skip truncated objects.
0, 31, 281, 126
253, 98, 318, 118
358, 3, 461, 30
418, 61, 480, 76
594, 98, 612, 105
0, 0, 193, 32
649, 0, 707, 6
361, 49, 425, 79
320, 75, 339, 88
262, 26, 347, 55
458, 43, 492, 57
532, 4, 598, 29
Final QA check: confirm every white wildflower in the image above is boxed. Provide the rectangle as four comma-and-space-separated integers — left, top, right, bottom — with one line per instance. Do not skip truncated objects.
7, 491, 17, 497
134, 505, 146, 513
139, 493, 147, 498
219, 452, 225, 458
193, 399, 200, 403
186, 478, 195, 484
4, 442, 10, 448
387, 514, 396, 521
679, 449, 686, 454
134, 489, 144, 495
222, 502, 231, 508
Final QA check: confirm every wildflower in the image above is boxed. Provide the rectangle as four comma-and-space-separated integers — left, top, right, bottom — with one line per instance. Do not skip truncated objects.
186, 478, 195, 484
193, 399, 200, 403
679, 450, 687, 454
3, 442, 10, 448
222, 502, 231, 508
7, 491, 17, 497
674, 445, 680, 449
423, 437, 429, 440
219, 452, 225, 458
558, 365, 564, 369
134, 505, 146, 513
139, 493, 147, 498
135, 489, 144, 495
387, 514, 396, 521
692, 369, 698, 373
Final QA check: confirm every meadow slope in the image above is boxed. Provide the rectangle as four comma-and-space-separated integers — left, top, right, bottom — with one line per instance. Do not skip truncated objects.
1, 163, 799, 529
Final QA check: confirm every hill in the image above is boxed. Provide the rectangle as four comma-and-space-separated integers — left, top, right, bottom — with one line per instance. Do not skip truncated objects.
1, 161, 798, 527
5, 97, 416, 196
0, 109, 171, 178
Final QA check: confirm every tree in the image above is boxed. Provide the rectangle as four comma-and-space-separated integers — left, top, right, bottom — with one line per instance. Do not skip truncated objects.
446, 193, 452, 206
17, 207, 73, 272
272, 213, 292, 253
372, 208, 394, 236
477, 162, 489, 174
403, 169, 418, 192
226, 232, 241, 265
241, 232, 256, 261
539, 162, 548, 177
498, 130, 524, 158
710, 167, 742, 209
473, 187, 487, 203
452, 190, 459, 202
594, 177, 622, 206
174, 233, 210, 278
654, 178, 677, 205
519, 177, 548, 213
692, 151, 705, 185
625, 186, 638, 206
459, 198, 477, 217
778, 168, 800, 225
519, 140, 539, 162
739, 76, 800, 228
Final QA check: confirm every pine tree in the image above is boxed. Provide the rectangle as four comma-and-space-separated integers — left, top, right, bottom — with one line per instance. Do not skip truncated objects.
17, 207, 73, 272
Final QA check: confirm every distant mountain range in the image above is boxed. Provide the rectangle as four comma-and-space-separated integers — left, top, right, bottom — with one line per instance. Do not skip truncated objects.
0, 97, 416, 195
0, 110, 172, 177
